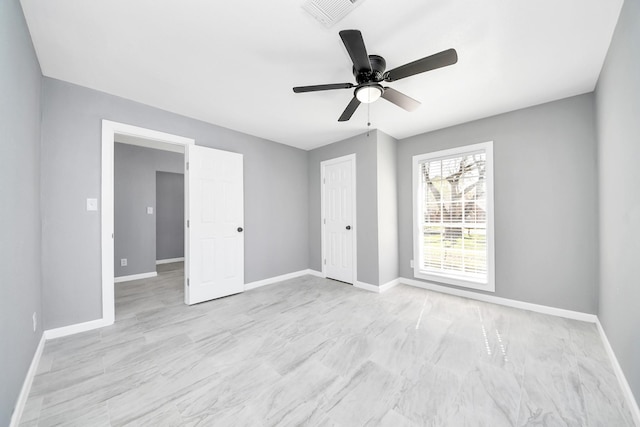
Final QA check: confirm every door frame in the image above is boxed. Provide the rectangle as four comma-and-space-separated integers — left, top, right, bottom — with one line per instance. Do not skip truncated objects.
320, 153, 357, 284
101, 120, 194, 325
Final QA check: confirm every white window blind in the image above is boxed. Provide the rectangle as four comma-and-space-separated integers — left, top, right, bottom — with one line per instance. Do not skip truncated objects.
413, 142, 494, 291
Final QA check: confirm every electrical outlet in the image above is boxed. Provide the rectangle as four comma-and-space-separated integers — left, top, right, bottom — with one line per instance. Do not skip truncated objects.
121, 258, 127, 267
410, 259, 414, 268
32, 312, 37, 332
86, 198, 98, 211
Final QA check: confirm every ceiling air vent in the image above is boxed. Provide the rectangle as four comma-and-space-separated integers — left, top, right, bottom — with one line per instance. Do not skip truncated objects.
302, 0, 366, 28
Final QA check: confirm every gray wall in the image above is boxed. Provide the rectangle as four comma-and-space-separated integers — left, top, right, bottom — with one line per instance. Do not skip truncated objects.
41, 78, 309, 329
0, 0, 43, 424
376, 131, 399, 286
156, 172, 185, 262
595, 0, 640, 406
397, 94, 599, 314
114, 143, 183, 277
308, 132, 380, 286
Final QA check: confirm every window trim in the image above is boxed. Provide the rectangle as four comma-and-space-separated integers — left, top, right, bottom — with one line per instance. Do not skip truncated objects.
412, 141, 495, 292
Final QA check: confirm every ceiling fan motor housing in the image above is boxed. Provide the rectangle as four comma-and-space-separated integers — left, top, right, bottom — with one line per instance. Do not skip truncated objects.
353, 54, 386, 84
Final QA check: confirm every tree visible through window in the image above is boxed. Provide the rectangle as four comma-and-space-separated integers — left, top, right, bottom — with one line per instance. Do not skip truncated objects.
413, 142, 494, 291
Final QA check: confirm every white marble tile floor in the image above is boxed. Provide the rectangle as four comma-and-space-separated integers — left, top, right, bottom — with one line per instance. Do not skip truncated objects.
20, 262, 636, 426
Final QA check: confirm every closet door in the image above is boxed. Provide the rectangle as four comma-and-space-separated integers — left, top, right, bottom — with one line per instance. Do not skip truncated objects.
322, 154, 355, 284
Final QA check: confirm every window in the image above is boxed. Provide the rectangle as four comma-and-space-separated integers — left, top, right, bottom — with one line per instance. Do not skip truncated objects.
413, 142, 494, 291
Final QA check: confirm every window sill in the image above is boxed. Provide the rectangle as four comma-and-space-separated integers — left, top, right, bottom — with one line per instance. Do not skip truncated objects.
414, 269, 495, 292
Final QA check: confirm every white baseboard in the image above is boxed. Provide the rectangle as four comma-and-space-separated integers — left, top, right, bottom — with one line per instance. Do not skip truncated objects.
399, 277, 598, 323
156, 257, 184, 265
9, 334, 45, 427
44, 318, 112, 340
245, 269, 323, 291
596, 320, 640, 426
355, 279, 400, 293
114, 271, 157, 283
354, 281, 380, 293
380, 278, 401, 292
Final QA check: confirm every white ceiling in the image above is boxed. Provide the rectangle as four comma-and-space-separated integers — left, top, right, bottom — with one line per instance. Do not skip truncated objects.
21, 0, 623, 150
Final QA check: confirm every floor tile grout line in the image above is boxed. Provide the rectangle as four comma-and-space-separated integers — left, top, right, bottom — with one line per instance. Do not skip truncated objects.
568, 329, 590, 426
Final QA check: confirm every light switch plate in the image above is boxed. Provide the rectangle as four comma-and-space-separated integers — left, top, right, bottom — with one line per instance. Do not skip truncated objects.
86, 198, 98, 211
147, 207, 153, 214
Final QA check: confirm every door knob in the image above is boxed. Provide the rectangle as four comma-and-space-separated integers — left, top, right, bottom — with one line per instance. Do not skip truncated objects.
346, 225, 351, 230
237, 227, 243, 232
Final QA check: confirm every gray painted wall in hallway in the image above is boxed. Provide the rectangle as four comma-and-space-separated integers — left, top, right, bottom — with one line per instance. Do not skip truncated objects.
397, 94, 599, 314
41, 78, 309, 329
595, 0, 640, 406
156, 172, 185, 262
308, 132, 380, 286
0, 0, 43, 424
114, 143, 183, 277
376, 131, 399, 286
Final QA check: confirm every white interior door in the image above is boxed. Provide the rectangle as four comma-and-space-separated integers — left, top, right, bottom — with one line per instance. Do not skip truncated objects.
186, 145, 244, 305
322, 155, 355, 284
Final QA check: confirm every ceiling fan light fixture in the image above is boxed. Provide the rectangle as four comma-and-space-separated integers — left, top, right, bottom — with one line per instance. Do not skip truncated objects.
355, 85, 383, 103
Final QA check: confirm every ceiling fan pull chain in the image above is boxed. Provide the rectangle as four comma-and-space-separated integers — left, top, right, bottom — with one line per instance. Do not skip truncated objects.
367, 102, 371, 137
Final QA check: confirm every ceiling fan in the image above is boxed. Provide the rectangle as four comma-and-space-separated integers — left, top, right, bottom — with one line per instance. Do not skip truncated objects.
293, 30, 458, 122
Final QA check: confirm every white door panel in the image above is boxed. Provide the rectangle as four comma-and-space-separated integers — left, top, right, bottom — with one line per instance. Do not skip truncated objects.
323, 155, 355, 284
186, 145, 244, 305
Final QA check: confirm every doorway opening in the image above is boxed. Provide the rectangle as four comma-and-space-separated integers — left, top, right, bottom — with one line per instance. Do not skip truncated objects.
156, 171, 185, 266
112, 140, 186, 318
101, 121, 246, 326
101, 121, 193, 325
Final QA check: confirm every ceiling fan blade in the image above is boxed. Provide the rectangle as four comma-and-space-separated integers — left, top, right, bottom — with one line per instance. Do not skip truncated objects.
293, 83, 354, 93
339, 30, 372, 74
338, 97, 361, 122
381, 87, 421, 112
384, 48, 458, 82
